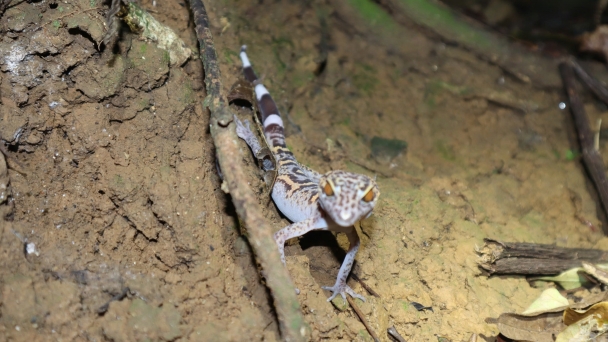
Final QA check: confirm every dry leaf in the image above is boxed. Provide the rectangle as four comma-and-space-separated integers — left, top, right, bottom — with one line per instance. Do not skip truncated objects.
582, 262, 608, 285
496, 312, 565, 342
563, 301, 608, 326
558, 302, 608, 341
581, 26, 608, 62
494, 293, 608, 341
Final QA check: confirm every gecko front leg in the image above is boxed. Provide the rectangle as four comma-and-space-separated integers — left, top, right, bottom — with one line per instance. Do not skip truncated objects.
321, 228, 365, 302
274, 217, 364, 302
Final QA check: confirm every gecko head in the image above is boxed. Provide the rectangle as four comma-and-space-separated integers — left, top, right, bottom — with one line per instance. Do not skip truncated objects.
318, 170, 380, 227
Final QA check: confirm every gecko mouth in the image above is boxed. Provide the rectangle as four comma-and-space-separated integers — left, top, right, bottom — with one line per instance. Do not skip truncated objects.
340, 211, 352, 221
329, 212, 361, 227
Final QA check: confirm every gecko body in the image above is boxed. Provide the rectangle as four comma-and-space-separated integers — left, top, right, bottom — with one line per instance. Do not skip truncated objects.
235, 46, 379, 302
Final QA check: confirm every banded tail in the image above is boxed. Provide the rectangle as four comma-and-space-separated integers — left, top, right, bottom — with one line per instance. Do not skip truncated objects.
240, 45, 286, 149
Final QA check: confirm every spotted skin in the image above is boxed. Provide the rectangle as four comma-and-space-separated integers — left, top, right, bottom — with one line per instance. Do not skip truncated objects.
235, 46, 380, 302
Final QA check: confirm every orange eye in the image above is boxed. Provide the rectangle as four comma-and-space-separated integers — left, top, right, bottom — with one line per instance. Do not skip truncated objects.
323, 183, 334, 196
362, 189, 375, 202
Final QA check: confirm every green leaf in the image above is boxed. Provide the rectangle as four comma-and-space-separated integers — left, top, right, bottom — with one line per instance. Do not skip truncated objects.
535, 264, 608, 290
535, 268, 588, 290
522, 288, 569, 315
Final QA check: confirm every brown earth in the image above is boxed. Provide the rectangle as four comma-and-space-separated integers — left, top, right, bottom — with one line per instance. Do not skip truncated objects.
1, 0, 607, 341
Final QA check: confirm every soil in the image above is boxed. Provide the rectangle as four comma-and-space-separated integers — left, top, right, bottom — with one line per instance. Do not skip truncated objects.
1, 0, 607, 341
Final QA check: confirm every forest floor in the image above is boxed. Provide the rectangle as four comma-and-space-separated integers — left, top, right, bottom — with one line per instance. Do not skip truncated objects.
1, 0, 607, 341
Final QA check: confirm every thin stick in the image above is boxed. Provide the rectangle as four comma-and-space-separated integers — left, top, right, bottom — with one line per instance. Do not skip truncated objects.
351, 273, 380, 298
595, 119, 602, 152
189, 0, 308, 340
387, 326, 407, 342
560, 61, 608, 235
41, 7, 103, 28
346, 296, 380, 342
569, 60, 608, 104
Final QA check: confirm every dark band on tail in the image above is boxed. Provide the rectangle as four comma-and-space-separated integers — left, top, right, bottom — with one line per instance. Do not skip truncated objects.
240, 45, 258, 83
240, 46, 287, 149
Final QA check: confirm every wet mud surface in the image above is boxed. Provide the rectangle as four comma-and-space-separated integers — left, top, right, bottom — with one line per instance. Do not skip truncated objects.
1, 0, 608, 341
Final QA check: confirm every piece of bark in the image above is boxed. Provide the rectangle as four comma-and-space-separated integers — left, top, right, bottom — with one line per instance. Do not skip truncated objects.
483, 258, 593, 275
478, 239, 608, 275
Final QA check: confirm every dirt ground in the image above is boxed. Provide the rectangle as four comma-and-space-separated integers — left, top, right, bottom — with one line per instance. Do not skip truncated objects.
1, 0, 608, 341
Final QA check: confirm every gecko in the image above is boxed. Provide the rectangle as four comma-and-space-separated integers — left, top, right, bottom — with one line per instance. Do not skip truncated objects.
234, 46, 380, 302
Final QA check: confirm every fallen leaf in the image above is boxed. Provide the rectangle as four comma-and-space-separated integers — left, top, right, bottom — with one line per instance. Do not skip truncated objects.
523, 288, 570, 315
533, 264, 608, 290
557, 302, 608, 341
581, 26, 608, 62
534, 268, 589, 290
563, 301, 608, 326
494, 294, 608, 342
582, 262, 608, 285
411, 301, 433, 312
569, 291, 608, 310
496, 312, 565, 342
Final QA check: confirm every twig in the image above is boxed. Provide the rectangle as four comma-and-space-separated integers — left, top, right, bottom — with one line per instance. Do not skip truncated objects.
560, 60, 608, 235
351, 273, 380, 297
387, 326, 407, 342
188, 0, 308, 340
97, 287, 129, 314
41, 7, 103, 28
102, 0, 121, 46
569, 60, 608, 104
346, 296, 380, 342
0, 136, 27, 177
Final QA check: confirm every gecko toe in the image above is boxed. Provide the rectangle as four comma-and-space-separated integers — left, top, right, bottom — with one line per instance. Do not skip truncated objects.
345, 287, 366, 302
322, 284, 365, 303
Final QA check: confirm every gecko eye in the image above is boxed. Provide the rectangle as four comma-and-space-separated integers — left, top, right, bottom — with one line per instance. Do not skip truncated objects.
323, 183, 334, 196
362, 189, 375, 202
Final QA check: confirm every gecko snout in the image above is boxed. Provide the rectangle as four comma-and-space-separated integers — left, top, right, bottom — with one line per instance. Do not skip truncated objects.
340, 211, 352, 221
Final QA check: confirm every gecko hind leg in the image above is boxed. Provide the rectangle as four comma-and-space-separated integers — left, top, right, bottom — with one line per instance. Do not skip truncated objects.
273, 216, 328, 296
234, 115, 264, 156
234, 115, 275, 173
273, 216, 325, 264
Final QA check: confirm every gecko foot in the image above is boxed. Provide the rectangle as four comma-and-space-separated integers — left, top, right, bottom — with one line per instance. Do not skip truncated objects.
233, 115, 252, 140
322, 283, 366, 303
